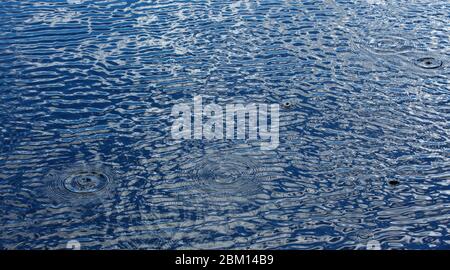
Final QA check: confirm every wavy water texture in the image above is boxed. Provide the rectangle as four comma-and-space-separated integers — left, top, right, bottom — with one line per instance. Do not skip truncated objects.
0, 0, 449, 249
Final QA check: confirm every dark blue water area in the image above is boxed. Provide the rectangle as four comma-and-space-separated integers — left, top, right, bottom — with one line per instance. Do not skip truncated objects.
0, 0, 449, 249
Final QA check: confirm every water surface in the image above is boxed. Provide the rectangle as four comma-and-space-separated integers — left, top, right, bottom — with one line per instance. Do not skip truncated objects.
0, 0, 449, 249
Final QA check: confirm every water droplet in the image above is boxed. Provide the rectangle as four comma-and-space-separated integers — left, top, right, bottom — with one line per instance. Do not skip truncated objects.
414, 57, 442, 69
282, 101, 293, 109
281, 99, 298, 109
388, 180, 400, 186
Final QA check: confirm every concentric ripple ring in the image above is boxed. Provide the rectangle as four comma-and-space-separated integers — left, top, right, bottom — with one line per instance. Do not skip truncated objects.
42, 164, 117, 204
189, 153, 264, 197
364, 35, 413, 55
63, 171, 110, 194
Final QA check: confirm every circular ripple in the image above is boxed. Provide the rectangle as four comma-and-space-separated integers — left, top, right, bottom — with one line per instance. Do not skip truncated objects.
63, 171, 109, 194
186, 153, 264, 197
361, 35, 413, 55
413, 57, 443, 69
42, 164, 117, 205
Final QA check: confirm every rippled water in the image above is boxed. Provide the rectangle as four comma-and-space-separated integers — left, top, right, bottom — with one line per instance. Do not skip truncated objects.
0, 0, 449, 250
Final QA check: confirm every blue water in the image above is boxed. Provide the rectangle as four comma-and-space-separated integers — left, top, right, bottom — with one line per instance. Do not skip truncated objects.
1, 0, 449, 250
